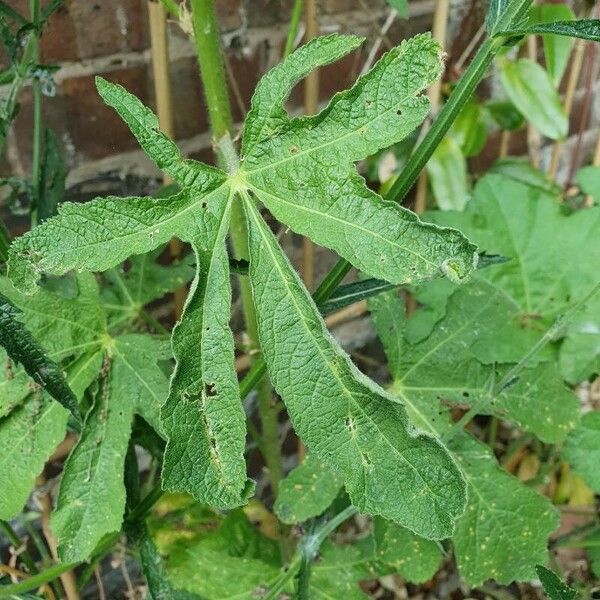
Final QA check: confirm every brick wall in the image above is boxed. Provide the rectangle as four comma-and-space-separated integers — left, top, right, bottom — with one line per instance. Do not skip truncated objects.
3, 0, 599, 193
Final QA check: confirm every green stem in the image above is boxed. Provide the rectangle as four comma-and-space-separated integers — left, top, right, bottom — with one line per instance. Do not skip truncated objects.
263, 506, 358, 600
283, 0, 304, 59
190, 0, 284, 493
0, 561, 78, 597
30, 0, 42, 227
386, 37, 502, 203
158, 0, 180, 19
0, 520, 39, 575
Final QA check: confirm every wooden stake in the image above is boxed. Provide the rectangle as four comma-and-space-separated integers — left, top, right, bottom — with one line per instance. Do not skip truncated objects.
148, 0, 186, 319
549, 38, 585, 180
414, 0, 449, 215
301, 0, 319, 293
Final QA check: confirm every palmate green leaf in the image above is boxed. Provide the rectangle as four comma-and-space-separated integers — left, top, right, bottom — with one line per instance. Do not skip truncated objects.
274, 454, 343, 524
243, 196, 466, 539
387, 281, 578, 443
8, 33, 478, 518
161, 200, 253, 508
535, 565, 577, 600
562, 411, 600, 493
499, 58, 567, 139
52, 334, 170, 562
0, 393, 68, 519
242, 33, 477, 286
426, 171, 600, 377
368, 285, 562, 585
0, 293, 81, 422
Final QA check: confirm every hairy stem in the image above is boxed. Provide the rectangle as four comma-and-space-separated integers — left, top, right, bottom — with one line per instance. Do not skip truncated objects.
283, 0, 304, 59
30, 0, 42, 227
190, 0, 283, 493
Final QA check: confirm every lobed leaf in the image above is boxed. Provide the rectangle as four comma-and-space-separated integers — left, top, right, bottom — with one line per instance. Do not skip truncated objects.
8, 186, 229, 295
243, 195, 467, 539
96, 76, 220, 189
161, 199, 253, 508
242, 34, 478, 286
52, 354, 134, 562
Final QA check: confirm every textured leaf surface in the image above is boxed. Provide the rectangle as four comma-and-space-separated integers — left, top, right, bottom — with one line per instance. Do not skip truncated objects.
499, 58, 567, 139
244, 196, 466, 539
0, 293, 80, 421
0, 394, 68, 519
562, 411, 600, 492
5, 35, 481, 519
450, 436, 559, 585
427, 172, 600, 329
53, 335, 170, 562
52, 355, 133, 562
535, 565, 577, 600
8, 187, 229, 295
161, 201, 253, 507
369, 284, 563, 584
388, 281, 578, 443
242, 34, 478, 286
274, 454, 343, 524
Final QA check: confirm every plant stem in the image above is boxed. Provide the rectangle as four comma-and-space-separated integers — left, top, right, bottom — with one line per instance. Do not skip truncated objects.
30, 0, 42, 227
148, 0, 187, 319
262, 506, 357, 600
283, 0, 304, 59
388, 37, 501, 203
190, 0, 283, 493
0, 561, 78, 597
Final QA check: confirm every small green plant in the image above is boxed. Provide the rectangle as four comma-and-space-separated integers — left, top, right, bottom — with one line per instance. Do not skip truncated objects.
1, 0, 600, 598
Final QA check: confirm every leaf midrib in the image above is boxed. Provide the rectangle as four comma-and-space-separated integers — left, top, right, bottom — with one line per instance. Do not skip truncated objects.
245, 197, 448, 510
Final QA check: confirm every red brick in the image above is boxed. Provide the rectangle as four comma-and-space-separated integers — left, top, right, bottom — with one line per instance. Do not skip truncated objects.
217, 0, 243, 30
39, 0, 149, 62
61, 66, 151, 160
168, 57, 210, 140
